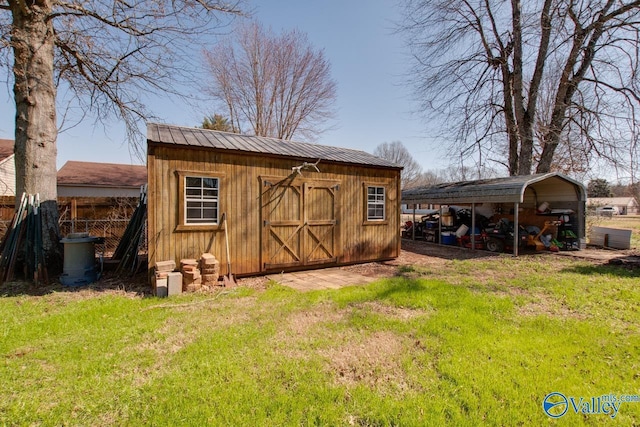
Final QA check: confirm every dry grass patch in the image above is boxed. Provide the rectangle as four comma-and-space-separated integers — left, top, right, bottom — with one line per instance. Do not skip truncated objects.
321, 330, 411, 391
515, 295, 589, 320
352, 301, 431, 321
284, 302, 347, 336
271, 302, 347, 359
137, 316, 199, 356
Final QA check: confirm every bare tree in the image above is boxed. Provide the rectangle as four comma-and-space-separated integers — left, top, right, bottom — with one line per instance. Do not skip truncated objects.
203, 21, 337, 141
413, 170, 445, 187
399, 0, 640, 177
374, 141, 423, 189
0, 0, 242, 274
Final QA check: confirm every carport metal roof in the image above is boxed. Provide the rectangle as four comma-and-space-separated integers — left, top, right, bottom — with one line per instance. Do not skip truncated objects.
402, 173, 586, 205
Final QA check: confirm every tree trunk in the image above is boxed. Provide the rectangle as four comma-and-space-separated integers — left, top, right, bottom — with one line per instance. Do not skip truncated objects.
10, 1, 63, 276
501, 67, 519, 176
536, 127, 561, 173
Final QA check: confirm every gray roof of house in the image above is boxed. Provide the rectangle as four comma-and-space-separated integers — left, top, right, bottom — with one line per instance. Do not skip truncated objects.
587, 197, 639, 207
147, 123, 402, 169
0, 139, 14, 162
402, 173, 586, 204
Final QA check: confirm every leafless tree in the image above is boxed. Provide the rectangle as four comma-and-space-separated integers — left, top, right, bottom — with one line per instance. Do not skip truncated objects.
400, 0, 640, 177
0, 0, 242, 274
374, 141, 423, 189
413, 170, 445, 187
203, 21, 337, 141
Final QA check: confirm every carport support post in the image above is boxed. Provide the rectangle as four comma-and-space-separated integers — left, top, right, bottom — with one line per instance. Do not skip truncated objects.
412, 205, 416, 240
471, 203, 476, 251
513, 202, 519, 256
439, 205, 443, 246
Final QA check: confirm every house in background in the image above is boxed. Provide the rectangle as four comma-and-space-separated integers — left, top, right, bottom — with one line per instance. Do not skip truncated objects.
57, 161, 147, 220
147, 123, 402, 278
587, 197, 639, 215
0, 139, 15, 197
0, 155, 147, 243
0, 139, 16, 224
57, 161, 147, 198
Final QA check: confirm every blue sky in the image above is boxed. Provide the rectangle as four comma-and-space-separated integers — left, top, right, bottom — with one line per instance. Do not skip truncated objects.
0, 0, 445, 172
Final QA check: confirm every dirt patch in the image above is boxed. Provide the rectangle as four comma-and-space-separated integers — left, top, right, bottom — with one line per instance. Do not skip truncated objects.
271, 303, 347, 359
489, 287, 589, 320
321, 331, 410, 390
339, 262, 398, 278
0, 271, 151, 298
271, 300, 428, 390
284, 303, 346, 336
398, 238, 639, 265
236, 275, 270, 290
3, 239, 635, 300
396, 239, 502, 264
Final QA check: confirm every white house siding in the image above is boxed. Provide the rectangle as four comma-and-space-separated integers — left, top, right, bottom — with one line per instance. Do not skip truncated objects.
588, 197, 639, 215
0, 155, 16, 196
57, 185, 142, 198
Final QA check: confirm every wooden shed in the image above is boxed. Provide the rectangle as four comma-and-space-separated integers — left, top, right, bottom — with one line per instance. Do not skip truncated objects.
147, 123, 402, 278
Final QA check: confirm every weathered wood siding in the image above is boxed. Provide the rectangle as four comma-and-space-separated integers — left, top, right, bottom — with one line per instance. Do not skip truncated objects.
148, 144, 400, 277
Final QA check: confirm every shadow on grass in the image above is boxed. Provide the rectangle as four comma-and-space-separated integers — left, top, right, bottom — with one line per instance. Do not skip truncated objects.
560, 262, 640, 278
0, 270, 152, 297
401, 239, 501, 261
369, 277, 437, 304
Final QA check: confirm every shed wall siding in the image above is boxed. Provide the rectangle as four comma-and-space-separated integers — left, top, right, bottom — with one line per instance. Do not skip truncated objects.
148, 145, 400, 276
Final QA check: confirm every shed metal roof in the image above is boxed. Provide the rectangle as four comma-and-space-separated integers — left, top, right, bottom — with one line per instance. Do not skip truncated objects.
402, 173, 586, 204
147, 123, 402, 169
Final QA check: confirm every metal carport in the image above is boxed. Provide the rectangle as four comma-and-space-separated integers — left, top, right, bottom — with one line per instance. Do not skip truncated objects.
401, 173, 587, 255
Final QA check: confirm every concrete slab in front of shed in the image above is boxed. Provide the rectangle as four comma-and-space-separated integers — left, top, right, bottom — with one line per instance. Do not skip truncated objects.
266, 268, 377, 291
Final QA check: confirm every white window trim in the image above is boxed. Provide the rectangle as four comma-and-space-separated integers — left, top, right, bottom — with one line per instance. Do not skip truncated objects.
175, 170, 225, 231
184, 176, 220, 225
364, 184, 387, 224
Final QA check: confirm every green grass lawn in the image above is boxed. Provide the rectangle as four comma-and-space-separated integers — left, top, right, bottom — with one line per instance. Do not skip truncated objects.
1, 256, 639, 426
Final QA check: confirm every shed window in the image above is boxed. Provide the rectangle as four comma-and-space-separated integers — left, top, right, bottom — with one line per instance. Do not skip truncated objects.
185, 176, 219, 224
367, 186, 385, 221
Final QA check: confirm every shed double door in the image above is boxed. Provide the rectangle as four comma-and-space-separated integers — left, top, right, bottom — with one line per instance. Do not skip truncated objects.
261, 178, 340, 271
